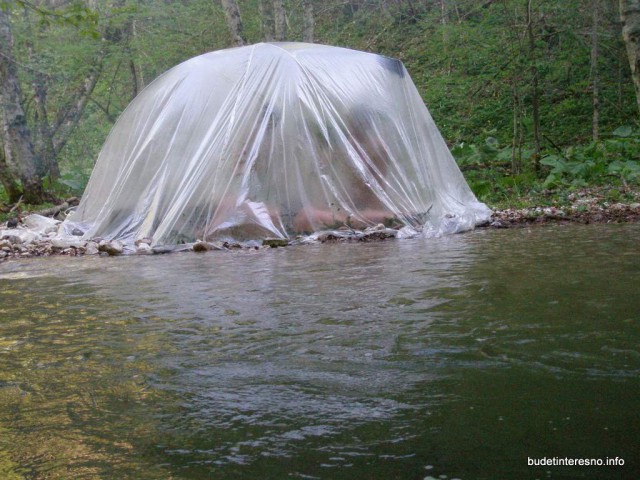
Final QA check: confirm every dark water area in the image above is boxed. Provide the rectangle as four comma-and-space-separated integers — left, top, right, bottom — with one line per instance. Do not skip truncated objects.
0, 223, 639, 479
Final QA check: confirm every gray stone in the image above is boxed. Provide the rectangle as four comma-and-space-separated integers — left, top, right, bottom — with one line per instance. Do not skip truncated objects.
135, 243, 153, 255
134, 237, 153, 246
23, 214, 60, 235
84, 242, 99, 255
2, 234, 23, 244
364, 223, 386, 233
98, 240, 124, 256
151, 245, 176, 254
51, 238, 85, 249
193, 240, 226, 252
1, 229, 39, 244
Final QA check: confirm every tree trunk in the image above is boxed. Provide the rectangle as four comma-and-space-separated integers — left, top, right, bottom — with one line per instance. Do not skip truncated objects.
273, 0, 286, 41
526, 0, 541, 174
511, 84, 522, 174
591, 0, 600, 141
0, 136, 23, 203
453, 0, 461, 23
220, 0, 246, 47
51, 59, 103, 157
441, 0, 447, 41
26, 34, 60, 181
32, 77, 59, 180
302, 0, 314, 43
129, 59, 140, 99
441, 0, 451, 74
130, 19, 144, 97
0, 9, 45, 204
259, 0, 275, 41
620, 0, 640, 114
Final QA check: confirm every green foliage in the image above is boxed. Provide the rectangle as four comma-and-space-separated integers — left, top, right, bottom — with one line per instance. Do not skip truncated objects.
541, 128, 640, 187
2, 0, 98, 37
451, 136, 519, 168
0, 0, 637, 208
450, 134, 537, 205
42, 169, 90, 197
450, 125, 640, 209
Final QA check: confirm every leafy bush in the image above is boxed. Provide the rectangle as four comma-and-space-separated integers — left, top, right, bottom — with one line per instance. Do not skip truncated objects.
40, 169, 91, 199
452, 136, 539, 206
540, 126, 640, 188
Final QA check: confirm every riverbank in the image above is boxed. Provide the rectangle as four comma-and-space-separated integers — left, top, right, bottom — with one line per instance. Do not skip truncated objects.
1, 187, 639, 261
486, 187, 640, 228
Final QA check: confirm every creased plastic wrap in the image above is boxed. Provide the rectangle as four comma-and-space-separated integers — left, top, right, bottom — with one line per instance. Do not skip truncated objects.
64, 42, 491, 246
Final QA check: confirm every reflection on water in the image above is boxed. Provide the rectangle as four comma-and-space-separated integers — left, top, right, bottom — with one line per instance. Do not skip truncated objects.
1, 224, 639, 479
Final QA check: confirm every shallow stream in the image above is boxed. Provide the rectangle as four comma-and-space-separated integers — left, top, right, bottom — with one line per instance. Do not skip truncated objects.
1, 224, 638, 479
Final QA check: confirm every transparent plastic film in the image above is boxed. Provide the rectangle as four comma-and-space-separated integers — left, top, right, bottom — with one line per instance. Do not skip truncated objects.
64, 43, 491, 246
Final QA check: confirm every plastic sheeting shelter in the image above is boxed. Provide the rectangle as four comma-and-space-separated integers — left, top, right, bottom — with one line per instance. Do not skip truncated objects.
64, 42, 490, 246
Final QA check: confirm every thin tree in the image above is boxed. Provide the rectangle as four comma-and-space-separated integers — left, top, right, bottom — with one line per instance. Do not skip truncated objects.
440, 0, 452, 74
526, 0, 542, 174
129, 19, 144, 99
591, 0, 600, 141
26, 33, 59, 180
303, 0, 314, 43
620, 0, 640, 113
259, 0, 275, 41
0, 8, 45, 204
273, 0, 286, 41
220, 0, 246, 47
0, 134, 22, 203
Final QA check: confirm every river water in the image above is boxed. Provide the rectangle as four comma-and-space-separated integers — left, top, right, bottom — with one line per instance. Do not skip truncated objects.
0, 223, 638, 479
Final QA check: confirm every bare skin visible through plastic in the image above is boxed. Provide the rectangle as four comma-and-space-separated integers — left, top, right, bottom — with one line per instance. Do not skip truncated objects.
292, 106, 398, 233
202, 104, 399, 239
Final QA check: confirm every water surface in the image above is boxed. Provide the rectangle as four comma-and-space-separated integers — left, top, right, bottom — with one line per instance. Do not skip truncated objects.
1, 224, 639, 479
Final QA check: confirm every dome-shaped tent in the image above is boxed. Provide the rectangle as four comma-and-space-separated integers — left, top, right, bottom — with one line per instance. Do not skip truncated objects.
64, 42, 490, 246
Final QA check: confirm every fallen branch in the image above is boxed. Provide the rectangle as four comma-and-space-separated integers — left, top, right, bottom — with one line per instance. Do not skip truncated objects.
460, 161, 511, 171
32, 197, 79, 218
9, 196, 24, 214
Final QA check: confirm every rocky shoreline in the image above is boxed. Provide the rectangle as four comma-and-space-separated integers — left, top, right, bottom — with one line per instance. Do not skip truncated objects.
1, 191, 639, 262
487, 198, 640, 228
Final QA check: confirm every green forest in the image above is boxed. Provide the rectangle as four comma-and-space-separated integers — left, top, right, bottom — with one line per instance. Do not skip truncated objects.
1, 0, 639, 214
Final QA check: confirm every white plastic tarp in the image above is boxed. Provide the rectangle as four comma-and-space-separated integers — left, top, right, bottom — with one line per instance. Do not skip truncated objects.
64, 42, 490, 245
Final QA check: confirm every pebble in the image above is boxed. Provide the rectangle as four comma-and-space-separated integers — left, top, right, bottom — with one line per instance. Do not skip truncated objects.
98, 240, 124, 256
51, 238, 85, 249
134, 237, 152, 246
84, 242, 100, 255
135, 243, 153, 255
